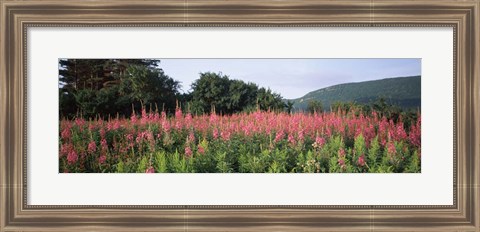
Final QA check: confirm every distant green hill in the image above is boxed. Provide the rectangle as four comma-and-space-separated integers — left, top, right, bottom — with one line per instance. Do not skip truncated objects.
289, 75, 421, 111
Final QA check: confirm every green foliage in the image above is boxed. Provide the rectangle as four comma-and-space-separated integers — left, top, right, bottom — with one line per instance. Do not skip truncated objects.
122, 65, 179, 111
190, 72, 230, 114
154, 151, 168, 173
321, 136, 343, 172
72, 88, 98, 117
328, 155, 341, 173
367, 136, 381, 168
267, 149, 288, 173
59, 90, 77, 118
122, 159, 136, 173
297, 150, 319, 173
353, 135, 368, 172
59, 59, 179, 119
115, 160, 125, 173
137, 156, 149, 173
353, 134, 367, 158
331, 98, 419, 127
307, 100, 323, 114
215, 151, 232, 173
405, 150, 421, 173
239, 151, 267, 173
285, 100, 294, 114
256, 87, 285, 112
370, 164, 394, 173
170, 150, 189, 173
189, 72, 285, 115
192, 140, 216, 173
267, 161, 281, 173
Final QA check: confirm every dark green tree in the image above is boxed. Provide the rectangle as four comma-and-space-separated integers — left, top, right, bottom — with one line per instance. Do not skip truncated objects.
307, 100, 323, 114
285, 100, 294, 114
256, 87, 284, 111
59, 59, 179, 118
227, 80, 258, 113
190, 72, 285, 115
190, 72, 231, 114
120, 64, 180, 114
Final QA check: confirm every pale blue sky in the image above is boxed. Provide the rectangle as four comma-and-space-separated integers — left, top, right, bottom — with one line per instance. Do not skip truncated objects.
159, 59, 421, 99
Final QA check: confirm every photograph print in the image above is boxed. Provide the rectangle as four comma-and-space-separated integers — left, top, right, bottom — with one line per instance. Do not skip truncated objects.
59, 58, 421, 173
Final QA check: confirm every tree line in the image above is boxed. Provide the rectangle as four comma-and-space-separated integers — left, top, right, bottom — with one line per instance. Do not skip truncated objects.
59, 59, 286, 119
59, 59, 419, 124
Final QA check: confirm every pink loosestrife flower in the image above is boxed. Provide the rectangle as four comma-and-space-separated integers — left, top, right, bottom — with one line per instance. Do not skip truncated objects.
88, 123, 96, 131
143, 130, 153, 141
130, 111, 137, 124
174, 108, 183, 130
162, 120, 171, 133
141, 108, 148, 125
387, 141, 396, 155
60, 127, 71, 140
145, 166, 155, 173
185, 146, 193, 157
313, 136, 325, 149
76, 121, 86, 133
113, 119, 121, 130
357, 155, 366, 167
197, 144, 205, 155
126, 133, 134, 148
209, 113, 218, 123
185, 113, 193, 126
98, 155, 107, 164
175, 120, 183, 130
297, 130, 305, 143
74, 118, 86, 128
409, 117, 421, 147
188, 130, 195, 144
67, 150, 78, 165
325, 127, 332, 137
99, 128, 106, 138
87, 141, 97, 153
153, 112, 160, 121
101, 138, 108, 151
287, 134, 295, 145
175, 107, 183, 119
274, 130, 284, 143
338, 158, 346, 170
395, 123, 407, 141
221, 130, 231, 141
60, 143, 73, 157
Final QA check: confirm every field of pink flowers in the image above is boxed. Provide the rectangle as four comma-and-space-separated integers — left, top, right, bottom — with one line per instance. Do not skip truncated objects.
59, 108, 421, 173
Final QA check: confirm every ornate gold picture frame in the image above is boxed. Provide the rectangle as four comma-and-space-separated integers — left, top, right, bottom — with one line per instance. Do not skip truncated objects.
1, 0, 478, 231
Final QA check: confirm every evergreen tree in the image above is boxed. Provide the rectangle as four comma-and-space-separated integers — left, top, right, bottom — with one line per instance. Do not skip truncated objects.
59, 59, 178, 118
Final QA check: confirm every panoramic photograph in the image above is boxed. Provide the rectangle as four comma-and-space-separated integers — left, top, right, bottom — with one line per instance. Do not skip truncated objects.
59, 59, 421, 173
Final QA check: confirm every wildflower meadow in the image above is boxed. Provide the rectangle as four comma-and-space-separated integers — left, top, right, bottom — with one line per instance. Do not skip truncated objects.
59, 107, 421, 173
58, 59, 421, 173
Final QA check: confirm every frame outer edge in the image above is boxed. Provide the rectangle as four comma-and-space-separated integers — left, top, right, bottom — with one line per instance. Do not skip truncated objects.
474, 1, 479, 231
1, 0, 479, 231
16, 8, 23, 221
0, 0, 4, 230
1, 1, 10, 232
